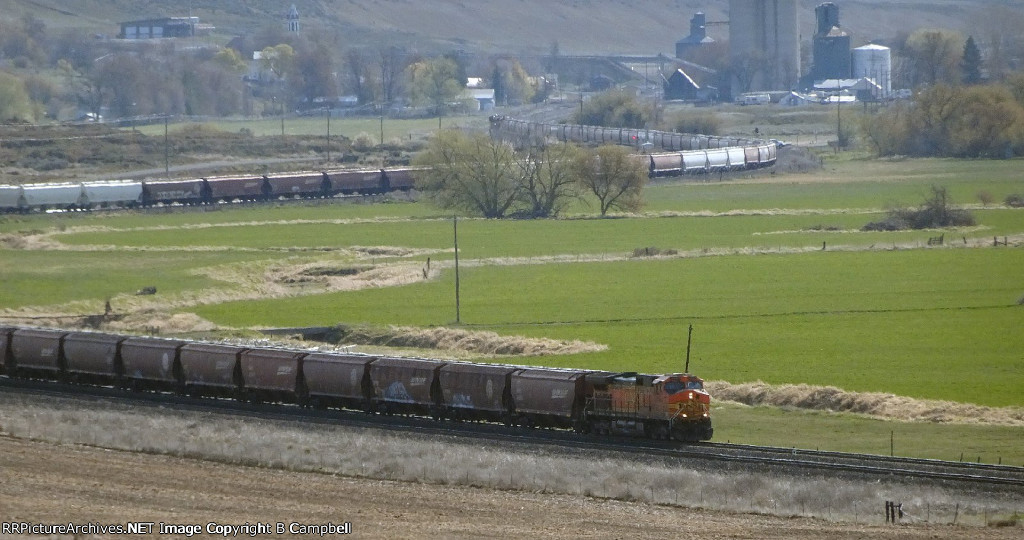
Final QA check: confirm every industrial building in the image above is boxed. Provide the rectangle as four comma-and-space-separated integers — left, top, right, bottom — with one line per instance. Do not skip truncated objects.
809, 3, 851, 82
728, 0, 801, 92
675, 12, 715, 58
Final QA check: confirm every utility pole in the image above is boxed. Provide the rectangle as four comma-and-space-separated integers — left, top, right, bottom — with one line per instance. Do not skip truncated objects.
453, 215, 461, 324
684, 324, 693, 373
164, 115, 169, 176
326, 110, 331, 164
835, 79, 842, 154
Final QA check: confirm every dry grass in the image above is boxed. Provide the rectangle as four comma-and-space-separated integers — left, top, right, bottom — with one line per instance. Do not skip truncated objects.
0, 392, 1018, 527
327, 324, 607, 357
707, 381, 1024, 427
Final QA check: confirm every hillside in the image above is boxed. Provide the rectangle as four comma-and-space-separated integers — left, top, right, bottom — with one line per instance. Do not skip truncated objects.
4, 0, 1022, 56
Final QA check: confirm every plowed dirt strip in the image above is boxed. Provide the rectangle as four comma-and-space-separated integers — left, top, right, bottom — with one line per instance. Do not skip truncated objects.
0, 436, 1017, 540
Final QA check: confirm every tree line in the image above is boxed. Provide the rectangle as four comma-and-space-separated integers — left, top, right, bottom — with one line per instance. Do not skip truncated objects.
0, 14, 541, 123
412, 131, 646, 219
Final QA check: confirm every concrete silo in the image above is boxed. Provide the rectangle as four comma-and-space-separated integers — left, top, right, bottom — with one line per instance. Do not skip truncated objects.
729, 0, 801, 92
852, 44, 892, 97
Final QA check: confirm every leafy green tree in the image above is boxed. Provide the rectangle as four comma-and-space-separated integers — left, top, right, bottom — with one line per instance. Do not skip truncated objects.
858, 83, 1024, 158
414, 131, 582, 218
518, 143, 582, 218
0, 71, 33, 122
407, 57, 465, 125
490, 58, 534, 106
572, 89, 654, 129
574, 145, 647, 216
413, 130, 522, 218
961, 36, 983, 85
213, 48, 248, 73
260, 44, 296, 81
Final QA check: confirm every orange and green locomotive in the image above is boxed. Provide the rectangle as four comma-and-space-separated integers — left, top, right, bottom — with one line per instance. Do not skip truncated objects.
585, 372, 713, 442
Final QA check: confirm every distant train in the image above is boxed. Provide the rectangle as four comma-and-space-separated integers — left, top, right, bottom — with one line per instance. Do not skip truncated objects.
489, 116, 778, 176
0, 326, 713, 442
0, 168, 421, 213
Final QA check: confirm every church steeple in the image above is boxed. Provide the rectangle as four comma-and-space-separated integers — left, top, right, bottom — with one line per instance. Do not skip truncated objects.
287, 4, 300, 34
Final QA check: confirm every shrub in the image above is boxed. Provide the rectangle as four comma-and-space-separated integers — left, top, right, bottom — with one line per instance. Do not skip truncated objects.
863, 186, 975, 231
671, 112, 721, 135
1005, 194, 1024, 207
351, 132, 376, 152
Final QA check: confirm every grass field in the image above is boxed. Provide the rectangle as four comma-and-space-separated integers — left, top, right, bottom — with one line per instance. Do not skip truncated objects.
2, 155, 1022, 460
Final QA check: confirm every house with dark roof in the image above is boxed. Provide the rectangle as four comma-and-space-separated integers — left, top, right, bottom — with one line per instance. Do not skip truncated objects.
663, 68, 716, 102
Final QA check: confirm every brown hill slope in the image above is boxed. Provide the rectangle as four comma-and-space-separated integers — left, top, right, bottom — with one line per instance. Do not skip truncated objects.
4, 0, 1022, 55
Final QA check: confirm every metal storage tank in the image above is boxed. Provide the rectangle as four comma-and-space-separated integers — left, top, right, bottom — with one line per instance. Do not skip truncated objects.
853, 44, 892, 97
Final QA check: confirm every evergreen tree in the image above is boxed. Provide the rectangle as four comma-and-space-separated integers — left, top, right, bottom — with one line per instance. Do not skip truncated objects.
961, 35, 983, 85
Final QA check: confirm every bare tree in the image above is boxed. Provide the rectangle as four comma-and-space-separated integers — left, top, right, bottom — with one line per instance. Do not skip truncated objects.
378, 46, 406, 105
904, 29, 964, 88
345, 48, 375, 105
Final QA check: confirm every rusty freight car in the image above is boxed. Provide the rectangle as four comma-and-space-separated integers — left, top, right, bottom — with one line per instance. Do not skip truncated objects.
302, 352, 376, 411
240, 348, 308, 404
179, 343, 247, 398
438, 362, 516, 422
369, 357, 446, 417
62, 332, 125, 385
511, 368, 589, 430
120, 336, 187, 392
9, 328, 68, 380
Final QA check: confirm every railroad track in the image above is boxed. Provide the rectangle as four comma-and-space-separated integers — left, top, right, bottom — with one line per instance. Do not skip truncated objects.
2, 376, 1022, 490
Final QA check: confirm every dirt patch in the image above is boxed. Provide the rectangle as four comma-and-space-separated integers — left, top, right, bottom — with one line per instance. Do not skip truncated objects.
707, 381, 1024, 427
0, 391, 1020, 539
7, 436, 1014, 540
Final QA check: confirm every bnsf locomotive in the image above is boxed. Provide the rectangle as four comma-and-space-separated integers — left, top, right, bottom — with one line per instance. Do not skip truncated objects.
0, 327, 712, 442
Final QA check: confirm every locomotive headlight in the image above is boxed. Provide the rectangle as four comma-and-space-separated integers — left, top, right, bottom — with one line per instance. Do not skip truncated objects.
687, 392, 694, 400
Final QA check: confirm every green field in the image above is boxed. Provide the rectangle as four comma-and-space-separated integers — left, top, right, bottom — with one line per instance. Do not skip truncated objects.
2, 155, 1022, 461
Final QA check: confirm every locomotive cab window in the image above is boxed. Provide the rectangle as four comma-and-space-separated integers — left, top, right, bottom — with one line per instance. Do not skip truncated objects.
664, 380, 685, 394
686, 380, 704, 390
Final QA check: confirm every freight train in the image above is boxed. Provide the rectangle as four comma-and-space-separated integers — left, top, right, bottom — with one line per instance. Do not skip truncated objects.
2, 116, 776, 213
0, 168, 420, 213
0, 326, 713, 442
488, 115, 778, 176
